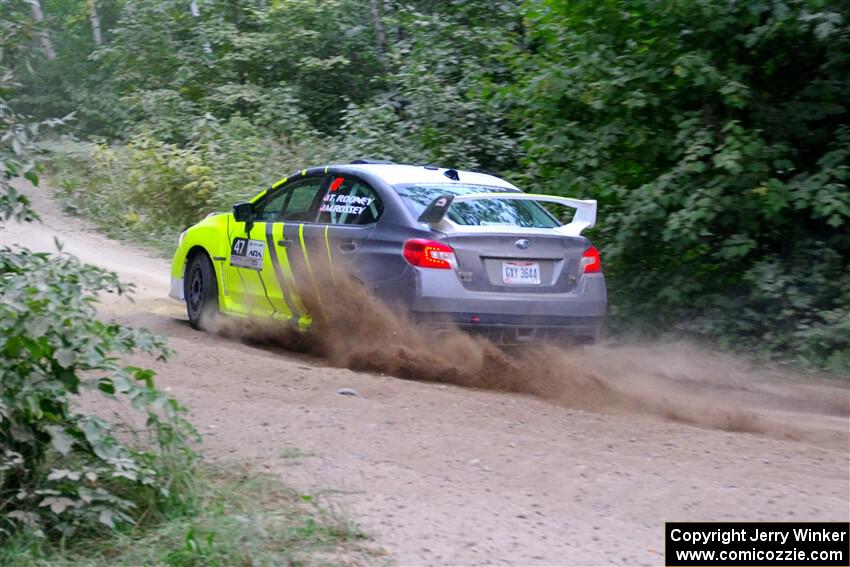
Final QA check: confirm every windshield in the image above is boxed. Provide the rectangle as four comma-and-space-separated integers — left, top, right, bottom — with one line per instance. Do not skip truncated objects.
395, 183, 560, 228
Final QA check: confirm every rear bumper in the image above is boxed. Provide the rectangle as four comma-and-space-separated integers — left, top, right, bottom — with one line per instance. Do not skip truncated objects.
415, 315, 603, 345
407, 271, 607, 344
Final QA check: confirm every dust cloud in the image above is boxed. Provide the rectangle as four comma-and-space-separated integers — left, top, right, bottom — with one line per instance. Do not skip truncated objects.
211, 264, 849, 446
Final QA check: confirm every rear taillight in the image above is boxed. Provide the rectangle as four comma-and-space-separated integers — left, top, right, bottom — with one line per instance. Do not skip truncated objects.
581, 245, 602, 273
403, 239, 456, 269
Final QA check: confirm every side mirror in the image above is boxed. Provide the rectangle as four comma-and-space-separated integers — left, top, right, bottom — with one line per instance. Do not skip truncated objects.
417, 194, 454, 224
232, 201, 254, 222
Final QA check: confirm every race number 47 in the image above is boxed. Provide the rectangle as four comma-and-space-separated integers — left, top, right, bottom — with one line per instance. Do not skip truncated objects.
230, 237, 265, 270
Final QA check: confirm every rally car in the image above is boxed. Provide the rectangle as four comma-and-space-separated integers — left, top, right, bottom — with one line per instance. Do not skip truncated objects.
169, 160, 607, 344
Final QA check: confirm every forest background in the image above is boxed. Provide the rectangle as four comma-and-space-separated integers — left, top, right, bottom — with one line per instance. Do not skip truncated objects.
5, 0, 850, 371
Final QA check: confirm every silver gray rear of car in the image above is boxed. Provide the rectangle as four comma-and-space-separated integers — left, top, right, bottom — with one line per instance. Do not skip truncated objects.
334, 169, 607, 345
409, 232, 606, 344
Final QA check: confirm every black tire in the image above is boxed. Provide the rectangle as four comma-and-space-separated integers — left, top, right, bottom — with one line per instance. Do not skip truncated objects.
184, 252, 218, 330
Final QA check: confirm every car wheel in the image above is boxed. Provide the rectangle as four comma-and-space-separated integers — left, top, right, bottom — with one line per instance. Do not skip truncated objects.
185, 252, 218, 330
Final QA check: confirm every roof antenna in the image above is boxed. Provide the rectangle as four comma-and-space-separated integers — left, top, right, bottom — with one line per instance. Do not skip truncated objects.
443, 169, 459, 181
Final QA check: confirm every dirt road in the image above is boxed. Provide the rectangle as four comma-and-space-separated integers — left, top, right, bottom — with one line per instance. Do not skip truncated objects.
5, 180, 849, 566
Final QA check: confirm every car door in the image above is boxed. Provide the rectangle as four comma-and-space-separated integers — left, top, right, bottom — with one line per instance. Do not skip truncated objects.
221, 189, 288, 319
313, 175, 381, 281
261, 175, 329, 328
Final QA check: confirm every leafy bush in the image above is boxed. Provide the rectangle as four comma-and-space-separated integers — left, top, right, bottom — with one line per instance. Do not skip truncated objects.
501, 0, 850, 370
1, 468, 372, 566
0, 80, 68, 224
121, 89, 202, 145
3, 36, 198, 536
0, 245, 198, 541
51, 115, 342, 253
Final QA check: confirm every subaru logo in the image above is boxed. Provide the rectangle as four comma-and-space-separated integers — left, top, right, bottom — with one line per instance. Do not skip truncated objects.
515, 239, 530, 250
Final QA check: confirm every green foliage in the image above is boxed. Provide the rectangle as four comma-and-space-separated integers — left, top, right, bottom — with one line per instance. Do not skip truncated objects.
52, 139, 212, 254
12, 0, 124, 137
0, 246, 199, 540
0, 467, 373, 566
70, 0, 385, 138
337, 2, 520, 171
52, 114, 342, 253
0, 4, 70, 222
2, 3, 198, 544
501, 0, 850, 369
0, 101, 54, 223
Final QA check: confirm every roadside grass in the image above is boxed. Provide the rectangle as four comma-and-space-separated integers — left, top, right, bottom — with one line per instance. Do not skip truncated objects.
280, 447, 317, 462
42, 140, 182, 257
2, 466, 377, 567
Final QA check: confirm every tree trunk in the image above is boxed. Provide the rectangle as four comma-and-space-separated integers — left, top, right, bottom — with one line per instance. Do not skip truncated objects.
189, 0, 213, 54
87, 0, 103, 45
369, 0, 388, 71
29, 0, 56, 60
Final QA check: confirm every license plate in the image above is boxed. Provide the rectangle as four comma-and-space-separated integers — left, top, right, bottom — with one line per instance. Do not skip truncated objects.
502, 261, 540, 285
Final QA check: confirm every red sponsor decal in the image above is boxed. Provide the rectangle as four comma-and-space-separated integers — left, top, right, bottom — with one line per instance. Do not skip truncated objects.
330, 177, 344, 192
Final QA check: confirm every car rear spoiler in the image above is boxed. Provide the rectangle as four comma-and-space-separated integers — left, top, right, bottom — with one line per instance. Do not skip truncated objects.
417, 193, 597, 236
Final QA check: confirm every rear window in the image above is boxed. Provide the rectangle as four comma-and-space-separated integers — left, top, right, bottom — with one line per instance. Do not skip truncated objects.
395, 184, 560, 228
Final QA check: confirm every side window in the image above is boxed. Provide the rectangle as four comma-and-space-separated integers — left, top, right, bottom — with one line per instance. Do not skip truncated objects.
254, 178, 324, 222
317, 177, 383, 225
255, 191, 288, 221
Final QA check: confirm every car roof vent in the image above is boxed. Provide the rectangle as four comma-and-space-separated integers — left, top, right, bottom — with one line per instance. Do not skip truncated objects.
351, 158, 395, 165
443, 169, 460, 181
